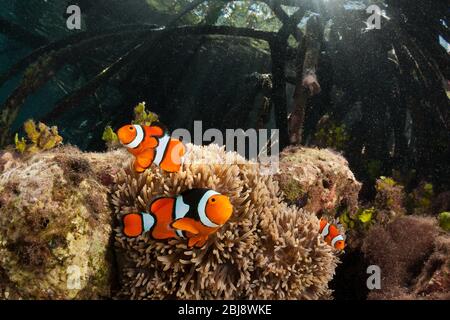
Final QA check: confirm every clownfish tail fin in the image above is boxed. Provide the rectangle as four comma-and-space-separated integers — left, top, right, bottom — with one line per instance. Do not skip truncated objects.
122, 212, 155, 238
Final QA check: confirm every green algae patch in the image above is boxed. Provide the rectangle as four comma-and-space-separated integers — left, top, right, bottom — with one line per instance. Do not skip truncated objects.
439, 212, 450, 232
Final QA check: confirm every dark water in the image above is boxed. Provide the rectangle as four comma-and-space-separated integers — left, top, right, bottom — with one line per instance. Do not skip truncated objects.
1, 1, 448, 157
1, 1, 448, 190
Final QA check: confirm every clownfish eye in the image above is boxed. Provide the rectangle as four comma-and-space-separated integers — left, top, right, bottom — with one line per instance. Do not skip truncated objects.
336, 241, 345, 248
129, 126, 134, 131
210, 197, 216, 203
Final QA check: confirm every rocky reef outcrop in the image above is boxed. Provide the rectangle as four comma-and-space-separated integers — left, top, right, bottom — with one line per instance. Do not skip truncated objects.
3, 142, 447, 301
0, 146, 128, 299
275, 146, 361, 216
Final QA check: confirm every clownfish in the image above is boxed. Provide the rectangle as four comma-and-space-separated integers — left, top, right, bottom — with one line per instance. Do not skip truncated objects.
122, 189, 233, 248
117, 123, 185, 173
319, 218, 346, 250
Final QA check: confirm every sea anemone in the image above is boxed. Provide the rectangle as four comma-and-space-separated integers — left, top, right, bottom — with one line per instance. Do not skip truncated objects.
112, 143, 338, 299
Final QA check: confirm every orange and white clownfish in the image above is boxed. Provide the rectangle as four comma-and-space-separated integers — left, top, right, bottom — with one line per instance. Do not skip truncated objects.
117, 123, 185, 173
122, 189, 233, 248
319, 218, 346, 250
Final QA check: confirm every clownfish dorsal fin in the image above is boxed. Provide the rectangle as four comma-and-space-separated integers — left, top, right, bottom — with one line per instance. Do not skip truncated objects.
171, 218, 199, 235
150, 197, 173, 213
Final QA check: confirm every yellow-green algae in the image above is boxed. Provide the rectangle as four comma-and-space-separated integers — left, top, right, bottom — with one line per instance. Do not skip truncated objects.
406, 182, 435, 215
14, 120, 63, 155
439, 212, 450, 232
132, 101, 159, 126
102, 101, 159, 149
314, 122, 349, 151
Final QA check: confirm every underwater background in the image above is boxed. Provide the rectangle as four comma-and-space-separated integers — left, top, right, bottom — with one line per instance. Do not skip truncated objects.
0, 0, 449, 300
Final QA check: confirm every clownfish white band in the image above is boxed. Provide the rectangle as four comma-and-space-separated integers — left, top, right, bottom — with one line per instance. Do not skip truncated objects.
153, 134, 170, 166
321, 223, 330, 238
174, 196, 189, 239
331, 235, 345, 247
142, 212, 155, 232
123, 125, 144, 149
198, 190, 221, 228
175, 195, 190, 220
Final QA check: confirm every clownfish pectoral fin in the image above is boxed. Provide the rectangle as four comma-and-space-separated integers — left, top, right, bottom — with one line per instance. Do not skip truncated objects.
135, 149, 155, 169
194, 236, 208, 248
187, 236, 202, 248
133, 160, 146, 173
171, 218, 199, 235
150, 197, 173, 213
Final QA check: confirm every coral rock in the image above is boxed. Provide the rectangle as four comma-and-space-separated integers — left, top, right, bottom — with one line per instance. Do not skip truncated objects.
0, 146, 128, 299
275, 146, 361, 216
